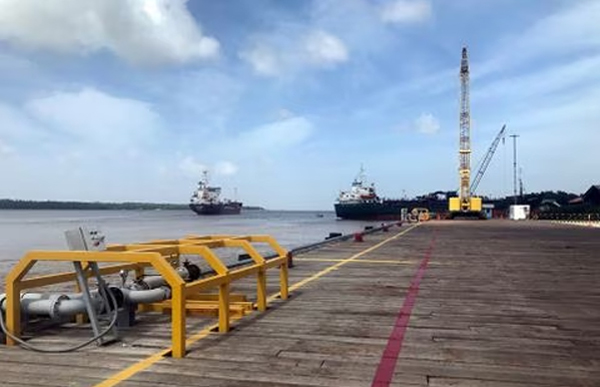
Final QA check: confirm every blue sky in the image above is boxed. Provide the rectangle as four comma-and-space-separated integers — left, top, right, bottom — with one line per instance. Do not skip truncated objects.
0, 0, 598, 210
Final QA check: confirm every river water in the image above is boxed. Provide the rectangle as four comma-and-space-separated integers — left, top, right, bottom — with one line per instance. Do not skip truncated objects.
0, 210, 383, 273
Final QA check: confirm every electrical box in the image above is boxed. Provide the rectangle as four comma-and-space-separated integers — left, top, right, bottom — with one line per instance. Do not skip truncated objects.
65, 227, 107, 251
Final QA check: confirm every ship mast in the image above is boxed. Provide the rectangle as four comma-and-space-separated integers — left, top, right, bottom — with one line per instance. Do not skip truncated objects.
355, 164, 366, 185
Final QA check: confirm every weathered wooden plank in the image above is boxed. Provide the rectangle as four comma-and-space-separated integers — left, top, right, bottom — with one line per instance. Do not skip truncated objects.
0, 222, 598, 387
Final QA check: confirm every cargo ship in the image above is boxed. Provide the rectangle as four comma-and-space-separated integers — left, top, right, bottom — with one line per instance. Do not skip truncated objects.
189, 171, 242, 215
334, 167, 404, 220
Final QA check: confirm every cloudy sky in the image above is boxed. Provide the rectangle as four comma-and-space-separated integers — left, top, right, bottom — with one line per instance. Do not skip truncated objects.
0, 0, 598, 210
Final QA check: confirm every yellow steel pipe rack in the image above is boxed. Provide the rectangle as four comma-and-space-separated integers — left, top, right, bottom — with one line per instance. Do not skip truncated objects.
4, 234, 289, 358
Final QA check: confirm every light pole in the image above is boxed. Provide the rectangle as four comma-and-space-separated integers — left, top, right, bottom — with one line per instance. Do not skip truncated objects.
509, 134, 520, 205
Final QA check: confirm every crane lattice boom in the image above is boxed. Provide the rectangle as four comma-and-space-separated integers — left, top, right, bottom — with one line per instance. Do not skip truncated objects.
448, 46, 483, 218
470, 124, 507, 194
458, 47, 471, 210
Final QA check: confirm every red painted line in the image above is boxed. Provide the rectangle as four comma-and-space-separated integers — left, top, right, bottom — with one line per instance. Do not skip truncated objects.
371, 232, 437, 387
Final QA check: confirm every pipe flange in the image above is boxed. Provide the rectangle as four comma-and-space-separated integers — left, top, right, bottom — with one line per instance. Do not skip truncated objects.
160, 286, 172, 300
48, 294, 70, 320
133, 278, 151, 290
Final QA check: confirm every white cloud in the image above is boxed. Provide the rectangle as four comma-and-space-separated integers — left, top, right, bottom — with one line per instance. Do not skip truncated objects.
0, 139, 14, 155
474, 55, 600, 104
511, 1, 600, 57
0, 0, 219, 66
238, 116, 314, 151
25, 88, 161, 147
475, 1, 600, 80
415, 113, 440, 134
0, 88, 184, 202
178, 156, 207, 178
380, 0, 432, 24
177, 158, 238, 178
276, 108, 295, 120
241, 30, 348, 77
304, 30, 348, 66
240, 44, 281, 77
151, 69, 244, 132
215, 161, 238, 176
177, 116, 314, 175
0, 102, 43, 141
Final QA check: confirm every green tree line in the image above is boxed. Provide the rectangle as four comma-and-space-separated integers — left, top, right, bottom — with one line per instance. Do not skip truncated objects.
0, 199, 188, 210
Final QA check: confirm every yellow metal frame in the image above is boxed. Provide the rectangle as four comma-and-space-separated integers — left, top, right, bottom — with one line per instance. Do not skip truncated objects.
4, 235, 289, 358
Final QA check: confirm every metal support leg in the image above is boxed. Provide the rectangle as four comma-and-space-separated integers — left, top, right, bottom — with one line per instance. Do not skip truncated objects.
4, 283, 20, 346
88, 262, 118, 340
171, 283, 186, 358
72, 262, 104, 345
280, 262, 289, 300
257, 267, 267, 312
219, 282, 230, 333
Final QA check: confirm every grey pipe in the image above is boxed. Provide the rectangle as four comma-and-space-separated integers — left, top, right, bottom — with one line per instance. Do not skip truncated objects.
132, 275, 167, 290
131, 265, 196, 290
22, 297, 98, 319
0, 293, 101, 320
1, 285, 171, 320
120, 287, 170, 304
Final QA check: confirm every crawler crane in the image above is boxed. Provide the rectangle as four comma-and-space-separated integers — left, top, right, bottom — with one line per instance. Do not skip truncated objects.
448, 47, 483, 218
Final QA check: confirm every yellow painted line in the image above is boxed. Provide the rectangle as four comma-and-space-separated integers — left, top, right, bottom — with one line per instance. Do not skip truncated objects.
93, 349, 170, 387
268, 224, 419, 302
93, 224, 419, 387
94, 315, 245, 387
294, 258, 417, 265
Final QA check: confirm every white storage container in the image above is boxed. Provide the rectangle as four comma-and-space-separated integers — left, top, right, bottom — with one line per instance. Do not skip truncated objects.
509, 205, 530, 220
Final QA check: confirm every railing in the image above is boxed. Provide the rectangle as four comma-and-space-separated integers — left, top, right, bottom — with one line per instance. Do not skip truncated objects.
534, 212, 600, 221
3, 235, 289, 358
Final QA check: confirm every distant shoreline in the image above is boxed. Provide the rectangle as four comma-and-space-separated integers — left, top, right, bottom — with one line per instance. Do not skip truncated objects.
0, 199, 265, 211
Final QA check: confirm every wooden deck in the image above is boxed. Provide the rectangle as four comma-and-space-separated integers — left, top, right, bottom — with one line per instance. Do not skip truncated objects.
1, 221, 599, 386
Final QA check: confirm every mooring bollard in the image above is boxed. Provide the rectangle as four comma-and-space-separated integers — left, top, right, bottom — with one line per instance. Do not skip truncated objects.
354, 232, 364, 242
287, 251, 294, 268
382, 223, 389, 232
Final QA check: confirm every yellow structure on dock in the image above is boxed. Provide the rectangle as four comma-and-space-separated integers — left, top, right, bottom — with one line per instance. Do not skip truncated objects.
2, 234, 290, 358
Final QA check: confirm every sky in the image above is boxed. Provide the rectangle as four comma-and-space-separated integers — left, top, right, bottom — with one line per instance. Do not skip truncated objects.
0, 0, 598, 210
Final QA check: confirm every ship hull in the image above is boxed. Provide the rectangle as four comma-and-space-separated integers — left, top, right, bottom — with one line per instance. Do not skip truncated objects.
189, 202, 242, 215
335, 199, 450, 220
334, 202, 402, 220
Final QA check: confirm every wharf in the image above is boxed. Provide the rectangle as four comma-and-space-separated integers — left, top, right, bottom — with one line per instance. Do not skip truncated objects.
0, 220, 599, 386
